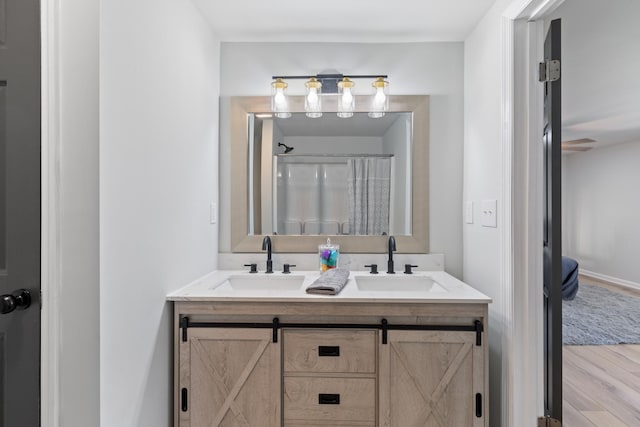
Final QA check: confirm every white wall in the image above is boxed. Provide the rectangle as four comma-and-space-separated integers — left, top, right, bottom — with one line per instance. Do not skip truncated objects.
219, 42, 465, 278
100, 1, 220, 425
282, 136, 383, 155
563, 142, 640, 285
463, 0, 512, 424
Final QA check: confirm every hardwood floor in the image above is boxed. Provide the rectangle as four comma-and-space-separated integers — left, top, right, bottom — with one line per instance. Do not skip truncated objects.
563, 276, 640, 426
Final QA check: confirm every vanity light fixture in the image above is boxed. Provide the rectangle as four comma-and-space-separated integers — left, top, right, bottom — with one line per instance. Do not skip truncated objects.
270, 74, 389, 119
271, 78, 291, 118
304, 77, 322, 118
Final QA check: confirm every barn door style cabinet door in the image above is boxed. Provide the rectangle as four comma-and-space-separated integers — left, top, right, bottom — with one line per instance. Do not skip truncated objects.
178, 328, 281, 427
379, 330, 485, 426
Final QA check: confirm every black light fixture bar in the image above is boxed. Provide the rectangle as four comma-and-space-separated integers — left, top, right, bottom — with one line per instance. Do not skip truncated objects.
271, 74, 388, 80
272, 74, 388, 94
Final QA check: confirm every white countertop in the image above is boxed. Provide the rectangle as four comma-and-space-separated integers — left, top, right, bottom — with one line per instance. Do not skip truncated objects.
167, 270, 492, 304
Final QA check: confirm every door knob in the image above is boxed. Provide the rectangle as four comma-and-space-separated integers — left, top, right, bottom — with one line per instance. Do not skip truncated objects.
1, 289, 31, 314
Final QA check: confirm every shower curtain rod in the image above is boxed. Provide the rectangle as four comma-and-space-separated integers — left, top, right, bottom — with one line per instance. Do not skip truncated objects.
276, 154, 394, 158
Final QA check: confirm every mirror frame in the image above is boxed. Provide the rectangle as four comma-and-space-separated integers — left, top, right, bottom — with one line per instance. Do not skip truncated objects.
230, 95, 429, 253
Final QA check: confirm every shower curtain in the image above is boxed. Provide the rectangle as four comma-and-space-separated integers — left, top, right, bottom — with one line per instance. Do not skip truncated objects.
347, 157, 391, 235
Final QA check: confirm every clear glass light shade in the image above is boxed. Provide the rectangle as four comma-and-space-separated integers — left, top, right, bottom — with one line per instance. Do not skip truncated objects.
305, 78, 322, 118
271, 78, 291, 118
337, 77, 355, 118
368, 77, 389, 118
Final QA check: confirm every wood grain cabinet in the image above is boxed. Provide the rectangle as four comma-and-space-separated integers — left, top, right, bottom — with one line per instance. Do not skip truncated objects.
379, 330, 485, 426
174, 301, 488, 426
178, 328, 281, 426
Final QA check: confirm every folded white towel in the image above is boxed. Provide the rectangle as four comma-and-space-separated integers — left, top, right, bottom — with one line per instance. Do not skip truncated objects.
306, 268, 350, 295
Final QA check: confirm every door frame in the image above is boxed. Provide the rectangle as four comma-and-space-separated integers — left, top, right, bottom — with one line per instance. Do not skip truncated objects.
40, 0, 100, 426
500, 0, 565, 425
41, 0, 61, 424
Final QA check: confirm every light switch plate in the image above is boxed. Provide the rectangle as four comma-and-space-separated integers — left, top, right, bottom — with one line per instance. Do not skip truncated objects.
465, 201, 474, 224
481, 200, 497, 228
210, 202, 217, 224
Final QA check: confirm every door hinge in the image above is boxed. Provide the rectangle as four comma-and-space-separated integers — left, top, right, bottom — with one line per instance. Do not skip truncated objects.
538, 60, 560, 82
475, 393, 482, 417
538, 416, 562, 427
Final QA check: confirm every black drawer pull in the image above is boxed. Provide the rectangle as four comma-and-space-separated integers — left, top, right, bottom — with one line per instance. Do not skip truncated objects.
318, 393, 340, 405
318, 345, 340, 357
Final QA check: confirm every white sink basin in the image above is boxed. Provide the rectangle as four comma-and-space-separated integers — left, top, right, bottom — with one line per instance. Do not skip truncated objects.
354, 275, 448, 292
219, 275, 304, 291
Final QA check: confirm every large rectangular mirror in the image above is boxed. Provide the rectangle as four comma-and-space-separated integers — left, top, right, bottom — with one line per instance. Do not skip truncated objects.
230, 95, 429, 253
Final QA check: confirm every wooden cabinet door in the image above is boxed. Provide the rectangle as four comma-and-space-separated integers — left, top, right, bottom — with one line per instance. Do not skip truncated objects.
179, 328, 281, 427
379, 330, 485, 427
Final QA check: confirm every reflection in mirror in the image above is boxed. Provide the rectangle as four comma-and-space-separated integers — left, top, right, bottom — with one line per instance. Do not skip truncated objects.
248, 112, 412, 237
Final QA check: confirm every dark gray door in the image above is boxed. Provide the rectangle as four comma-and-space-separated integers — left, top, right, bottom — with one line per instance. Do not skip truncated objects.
542, 18, 562, 423
0, 0, 41, 425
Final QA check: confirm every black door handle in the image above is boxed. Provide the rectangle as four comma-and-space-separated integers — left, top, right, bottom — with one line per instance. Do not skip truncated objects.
1, 289, 31, 314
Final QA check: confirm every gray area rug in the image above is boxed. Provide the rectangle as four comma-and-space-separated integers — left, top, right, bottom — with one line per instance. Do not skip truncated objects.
563, 283, 640, 345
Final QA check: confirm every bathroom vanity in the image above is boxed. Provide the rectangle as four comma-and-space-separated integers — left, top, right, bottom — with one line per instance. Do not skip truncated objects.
168, 270, 490, 426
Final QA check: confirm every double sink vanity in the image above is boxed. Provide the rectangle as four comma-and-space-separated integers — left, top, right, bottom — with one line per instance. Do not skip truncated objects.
168, 267, 491, 426
169, 93, 490, 425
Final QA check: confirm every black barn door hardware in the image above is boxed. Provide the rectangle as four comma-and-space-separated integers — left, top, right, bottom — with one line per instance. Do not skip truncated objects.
179, 316, 484, 345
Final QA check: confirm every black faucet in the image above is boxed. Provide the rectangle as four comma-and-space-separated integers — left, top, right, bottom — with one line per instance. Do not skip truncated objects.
262, 236, 273, 274
387, 236, 396, 274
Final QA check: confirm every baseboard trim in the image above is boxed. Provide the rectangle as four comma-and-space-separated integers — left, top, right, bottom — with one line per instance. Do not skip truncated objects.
580, 269, 640, 292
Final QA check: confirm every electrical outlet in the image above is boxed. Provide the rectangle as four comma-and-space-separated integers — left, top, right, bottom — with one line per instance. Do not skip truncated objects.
481, 200, 497, 228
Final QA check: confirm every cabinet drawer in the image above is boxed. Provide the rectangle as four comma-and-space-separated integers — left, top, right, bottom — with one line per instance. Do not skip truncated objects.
284, 377, 376, 424
283, 330, 376, 373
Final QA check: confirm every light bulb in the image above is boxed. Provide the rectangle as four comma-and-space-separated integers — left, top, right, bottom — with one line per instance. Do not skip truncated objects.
337, 77, 355, 118
274, 88, 286, 108
307, 87, 319, 105
342, 88, 353, 106
305, 84, 322, 118
373, 87, 386, 109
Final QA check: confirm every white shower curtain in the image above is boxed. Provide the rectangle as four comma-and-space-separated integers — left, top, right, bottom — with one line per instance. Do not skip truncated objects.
347, 157, 391, 235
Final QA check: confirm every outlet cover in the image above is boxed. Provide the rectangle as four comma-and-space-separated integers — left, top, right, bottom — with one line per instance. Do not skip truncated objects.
481, 200, 497, 228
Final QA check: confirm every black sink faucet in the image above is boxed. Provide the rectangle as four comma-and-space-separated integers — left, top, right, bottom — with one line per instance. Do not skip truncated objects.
387, 235, 396, 274
262, 235, 273, 274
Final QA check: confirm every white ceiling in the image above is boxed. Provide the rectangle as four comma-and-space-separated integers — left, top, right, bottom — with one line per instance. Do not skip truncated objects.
192, 0, 497, 42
